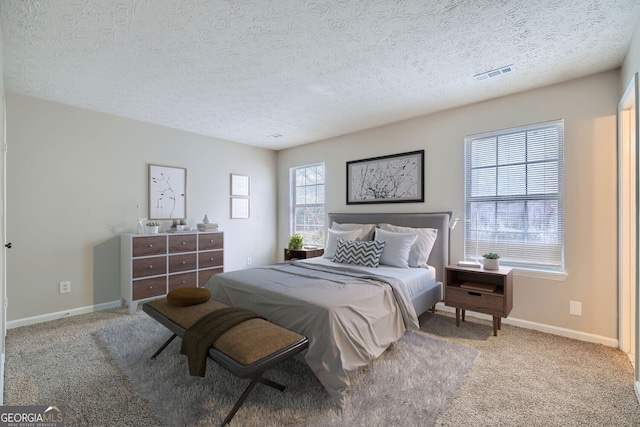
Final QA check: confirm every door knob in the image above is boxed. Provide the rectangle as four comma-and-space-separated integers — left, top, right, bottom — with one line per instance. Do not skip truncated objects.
4, 243, 11, 249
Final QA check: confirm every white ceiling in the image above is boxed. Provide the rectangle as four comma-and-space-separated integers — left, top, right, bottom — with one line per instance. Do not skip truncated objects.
2, 1, 639, 150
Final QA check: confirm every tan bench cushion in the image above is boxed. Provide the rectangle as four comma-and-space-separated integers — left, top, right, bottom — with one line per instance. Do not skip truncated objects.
145, 298, 304, 366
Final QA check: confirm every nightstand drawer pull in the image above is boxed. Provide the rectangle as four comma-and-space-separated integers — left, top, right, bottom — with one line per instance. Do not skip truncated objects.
181, 261, 186, 265
148, 265, 153, 269
181, 241, 186, 245
468, 291, 481, 297
148, 244, 153, 248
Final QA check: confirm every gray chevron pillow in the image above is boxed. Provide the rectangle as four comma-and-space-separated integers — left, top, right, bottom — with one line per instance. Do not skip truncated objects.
333, 238, 386, 268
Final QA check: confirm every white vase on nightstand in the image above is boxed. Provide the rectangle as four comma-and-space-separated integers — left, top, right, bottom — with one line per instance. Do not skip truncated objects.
483, 258, 499, 270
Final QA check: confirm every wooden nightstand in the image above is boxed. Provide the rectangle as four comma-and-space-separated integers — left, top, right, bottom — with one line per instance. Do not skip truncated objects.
284, 248, 325, 261
444, 264, 513, 336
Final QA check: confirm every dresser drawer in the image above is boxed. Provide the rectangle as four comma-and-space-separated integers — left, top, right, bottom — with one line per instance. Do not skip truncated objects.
199, 250, 223, 269
199, 233, 223, 250
169, 272, 198, 290
132, 276, 166, 300
132, 256, 167, 278
199, 268, 223, 287
132, 236, 166, 257
169, 253, 197, 273
445, 287, 504, 316
169, 234, 197, 253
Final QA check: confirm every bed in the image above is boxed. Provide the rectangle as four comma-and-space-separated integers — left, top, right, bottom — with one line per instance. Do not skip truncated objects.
205, 211, 451, 407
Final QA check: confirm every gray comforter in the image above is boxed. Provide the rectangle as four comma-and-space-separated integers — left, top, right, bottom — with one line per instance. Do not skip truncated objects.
205, 261, 419, 407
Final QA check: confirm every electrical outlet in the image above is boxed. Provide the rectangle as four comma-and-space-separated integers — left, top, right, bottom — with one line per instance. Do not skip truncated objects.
247, 257, 252, 266
569, 301, 582, 316
59, 281, 71, 294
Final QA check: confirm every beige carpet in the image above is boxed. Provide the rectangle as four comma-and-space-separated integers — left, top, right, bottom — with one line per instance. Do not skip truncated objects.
4, 307, 640, 426
419, 311, 640, 426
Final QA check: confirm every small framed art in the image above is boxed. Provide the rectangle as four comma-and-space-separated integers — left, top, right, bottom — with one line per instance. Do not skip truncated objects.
231, 197, 250, 219
230, 174, 250, 197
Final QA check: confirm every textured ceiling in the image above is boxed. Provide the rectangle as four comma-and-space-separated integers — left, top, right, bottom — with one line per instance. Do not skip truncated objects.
2, 0, 639, 150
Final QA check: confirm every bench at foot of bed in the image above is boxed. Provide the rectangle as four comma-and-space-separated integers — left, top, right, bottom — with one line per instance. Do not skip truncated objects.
143, 297, 308, 426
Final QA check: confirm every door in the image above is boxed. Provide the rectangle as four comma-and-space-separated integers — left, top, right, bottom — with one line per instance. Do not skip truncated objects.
0, 88, 6, 405
619, 73, 640, 403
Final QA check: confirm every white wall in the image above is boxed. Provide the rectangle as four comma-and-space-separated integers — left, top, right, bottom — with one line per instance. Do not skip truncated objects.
278, 70, 619, 340
622, 16, 640, 94
6, 94, 277, 322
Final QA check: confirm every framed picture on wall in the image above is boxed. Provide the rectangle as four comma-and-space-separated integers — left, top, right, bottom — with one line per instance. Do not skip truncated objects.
230, 174, 250, 196
231, 197, 250, 219
148, 164, 187, 219
346, 150, 424, 204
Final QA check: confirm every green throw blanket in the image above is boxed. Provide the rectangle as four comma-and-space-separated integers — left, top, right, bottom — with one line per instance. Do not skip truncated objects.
180, 307, 263, 377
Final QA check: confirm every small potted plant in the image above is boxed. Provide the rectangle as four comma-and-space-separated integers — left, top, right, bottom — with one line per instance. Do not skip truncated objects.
287, 233, 304, 256
146, 221, 160, 234
482, 252, 500, 270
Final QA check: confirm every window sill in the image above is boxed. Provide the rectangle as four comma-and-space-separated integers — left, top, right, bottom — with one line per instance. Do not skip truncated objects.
512, 268, 568, 282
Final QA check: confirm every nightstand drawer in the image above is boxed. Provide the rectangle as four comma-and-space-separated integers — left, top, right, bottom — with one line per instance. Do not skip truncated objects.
445, 287, 504, 316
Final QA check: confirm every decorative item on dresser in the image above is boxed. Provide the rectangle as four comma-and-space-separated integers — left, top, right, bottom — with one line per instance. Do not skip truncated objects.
121, 231, 223, 314
444, 264, 512, 336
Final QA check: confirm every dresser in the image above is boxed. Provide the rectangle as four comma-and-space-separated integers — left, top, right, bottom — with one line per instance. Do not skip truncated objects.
121, 231, 223, 314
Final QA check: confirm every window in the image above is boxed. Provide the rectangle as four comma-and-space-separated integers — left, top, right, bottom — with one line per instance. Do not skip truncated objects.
290, 163, 325, 246
464, 120, 564, 271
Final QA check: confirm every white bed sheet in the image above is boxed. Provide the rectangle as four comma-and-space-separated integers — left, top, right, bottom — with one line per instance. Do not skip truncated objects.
299, 256, 437, 297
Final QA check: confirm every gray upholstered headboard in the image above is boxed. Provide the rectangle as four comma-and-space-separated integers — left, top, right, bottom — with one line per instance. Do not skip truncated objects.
328, 212, 451, 283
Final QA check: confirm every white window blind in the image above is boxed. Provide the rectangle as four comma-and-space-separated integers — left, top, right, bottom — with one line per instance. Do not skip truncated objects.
464, 120, 564, 271
290, 163, 325, 245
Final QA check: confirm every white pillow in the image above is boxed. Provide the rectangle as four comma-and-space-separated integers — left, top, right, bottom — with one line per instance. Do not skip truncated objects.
379, 223, 438, 268
323, 229, 361, 258
331, 222, 376, 240
374, 228, 417, 268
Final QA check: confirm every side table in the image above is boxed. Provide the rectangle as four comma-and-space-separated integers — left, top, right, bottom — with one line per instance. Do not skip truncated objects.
284, 247, 324, 261
444, 264, 513, 336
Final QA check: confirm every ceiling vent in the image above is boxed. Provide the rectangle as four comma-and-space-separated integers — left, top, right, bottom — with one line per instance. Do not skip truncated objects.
474, 65, 515, 81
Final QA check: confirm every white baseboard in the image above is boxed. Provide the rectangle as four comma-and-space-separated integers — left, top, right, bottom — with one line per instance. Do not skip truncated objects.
7, 300, 122, 330
434, 303, 618, 348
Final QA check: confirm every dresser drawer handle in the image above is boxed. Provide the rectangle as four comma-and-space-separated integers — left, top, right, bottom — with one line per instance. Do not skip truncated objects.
181, 241, 186, 245
148, 244, 153, 248
148, 286, 154, 290
209, 240, 214, 243
148, 265, 153, 269
210, 257, 214, 261
181, 280, 186, 284
181, 261, 186, 265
